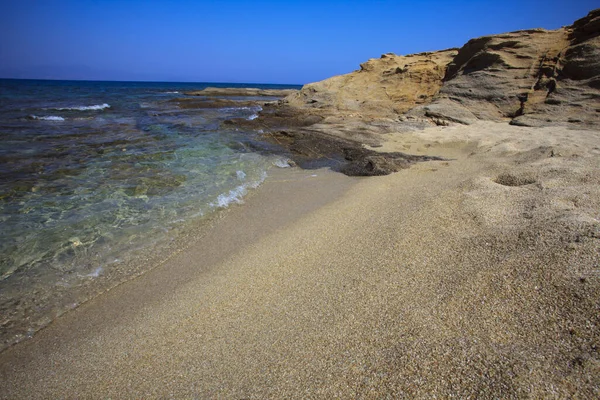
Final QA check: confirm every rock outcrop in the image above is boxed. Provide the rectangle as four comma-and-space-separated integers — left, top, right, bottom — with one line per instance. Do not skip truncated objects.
178, 9, 599, 177
441, 9, 600, 127
261, 128, 444, 176
286, 50, 458, 117
284, 9, 600, 128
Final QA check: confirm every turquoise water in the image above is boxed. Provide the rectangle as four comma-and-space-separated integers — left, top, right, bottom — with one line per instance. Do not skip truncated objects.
0, 79, 300, 350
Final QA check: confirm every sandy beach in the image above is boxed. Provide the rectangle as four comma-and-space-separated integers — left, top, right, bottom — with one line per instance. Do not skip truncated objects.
1, 121, 598, 398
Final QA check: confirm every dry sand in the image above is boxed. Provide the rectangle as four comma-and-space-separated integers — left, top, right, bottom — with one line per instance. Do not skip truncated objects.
1, 122, 599, 398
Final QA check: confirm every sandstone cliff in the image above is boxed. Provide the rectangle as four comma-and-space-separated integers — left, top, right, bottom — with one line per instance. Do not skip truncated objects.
286, 50, 458, 117
285, 9, 600, 128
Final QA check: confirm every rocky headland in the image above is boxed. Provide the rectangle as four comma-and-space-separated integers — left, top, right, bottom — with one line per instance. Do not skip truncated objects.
285, 8, 600, 128
212, 9, 600, 175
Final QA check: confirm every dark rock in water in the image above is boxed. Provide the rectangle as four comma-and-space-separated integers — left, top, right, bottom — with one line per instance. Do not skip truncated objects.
260, 128, 444, 177
184, 87, 298, 97
222, 105, 325, 130
341, 148, 444, 176
220, 100, 446, 176
168, 98, 264, 109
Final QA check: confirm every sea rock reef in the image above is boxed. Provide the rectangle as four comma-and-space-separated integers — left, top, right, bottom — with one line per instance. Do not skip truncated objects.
184, 87, 298, 97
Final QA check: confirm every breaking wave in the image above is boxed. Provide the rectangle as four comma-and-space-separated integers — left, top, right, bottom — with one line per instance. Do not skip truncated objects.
29, 115, 65, 121
273, 158, 293, 168
52, 103, 111, 111
211, 171, 267, 209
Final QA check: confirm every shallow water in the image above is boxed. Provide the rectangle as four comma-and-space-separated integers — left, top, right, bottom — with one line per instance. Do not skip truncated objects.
0, 79, 300, 350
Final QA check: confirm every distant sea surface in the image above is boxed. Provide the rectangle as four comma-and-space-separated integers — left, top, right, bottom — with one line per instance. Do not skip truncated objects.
0, 79, 301, 350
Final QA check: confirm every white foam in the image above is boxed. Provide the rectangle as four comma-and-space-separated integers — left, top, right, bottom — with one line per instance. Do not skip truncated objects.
247, 106, 262, 120
211, 172, 266, 209
273, 158, 292, 168
53, 103, 110, 111
221, 105, 262, 112
221, 106, 253, 111
86, 267, 103, 278
236, 170, 246, 180
30, 115, 65, 121
165, 91, 180, 94
214, 185, 247, 208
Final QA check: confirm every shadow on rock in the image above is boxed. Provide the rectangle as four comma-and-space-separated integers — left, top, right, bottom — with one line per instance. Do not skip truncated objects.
262, 129, 445, 177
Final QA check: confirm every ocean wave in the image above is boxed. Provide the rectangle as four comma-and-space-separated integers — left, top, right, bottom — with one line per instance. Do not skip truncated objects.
220, 106, 252, 112
85, 267, 103, 278
220, 105, 263, 112
212, 171, 266, 209
273, 158, 293, 168
52, 103, 111, 111
247, 114, 258, 120
29, 115, 65, 121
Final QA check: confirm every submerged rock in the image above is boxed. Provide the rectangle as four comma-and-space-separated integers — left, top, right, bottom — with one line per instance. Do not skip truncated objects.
184, 87, 298, 97
168, 98, 264, 109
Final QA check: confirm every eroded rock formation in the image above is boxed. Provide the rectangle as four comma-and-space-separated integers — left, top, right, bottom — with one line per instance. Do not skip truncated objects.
285, 9, 600, 128
286, 50, 458, 117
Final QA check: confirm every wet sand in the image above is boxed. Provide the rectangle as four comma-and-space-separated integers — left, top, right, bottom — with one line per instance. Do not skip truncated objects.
1, 122, 599, 398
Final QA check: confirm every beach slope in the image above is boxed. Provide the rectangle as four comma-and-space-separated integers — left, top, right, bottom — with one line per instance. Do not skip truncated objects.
1, 122, 598, 398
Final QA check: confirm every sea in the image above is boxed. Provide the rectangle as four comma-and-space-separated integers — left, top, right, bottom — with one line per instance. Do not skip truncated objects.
0, 79, 301, 351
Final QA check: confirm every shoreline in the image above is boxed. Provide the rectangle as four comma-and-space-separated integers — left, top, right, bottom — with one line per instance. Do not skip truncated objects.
0, 83, 299, 353
0, 164, 351, 353
0, 165, 359, 393
2, 122, 598, 397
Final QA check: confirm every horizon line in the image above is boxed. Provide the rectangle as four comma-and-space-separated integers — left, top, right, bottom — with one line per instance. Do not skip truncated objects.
0, 77, 305, 87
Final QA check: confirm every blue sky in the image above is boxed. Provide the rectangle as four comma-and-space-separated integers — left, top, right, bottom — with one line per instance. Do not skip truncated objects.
0, 0, 597, 84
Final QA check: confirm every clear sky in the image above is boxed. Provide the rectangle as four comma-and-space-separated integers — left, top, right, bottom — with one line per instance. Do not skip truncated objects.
0, 0, 597, 84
